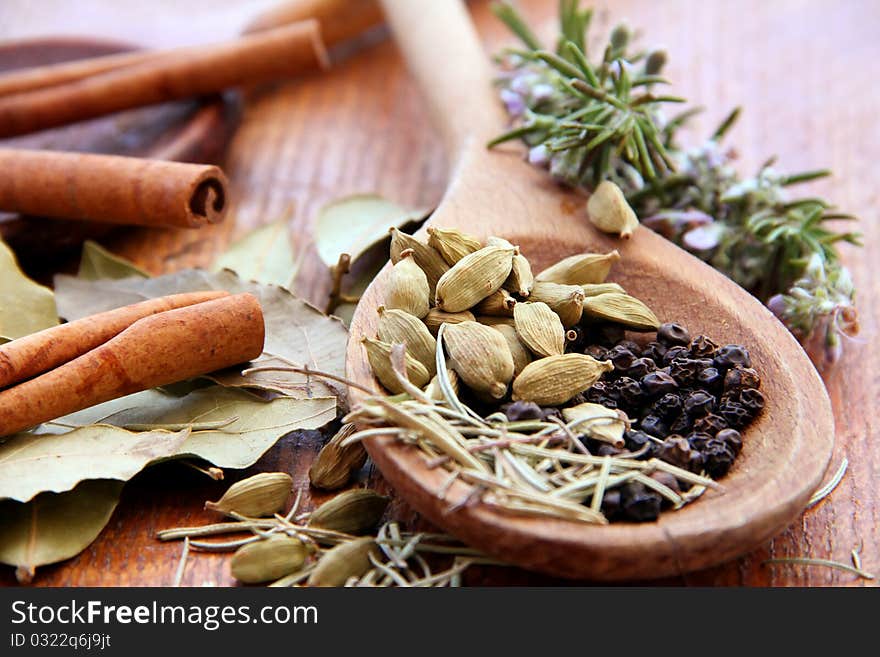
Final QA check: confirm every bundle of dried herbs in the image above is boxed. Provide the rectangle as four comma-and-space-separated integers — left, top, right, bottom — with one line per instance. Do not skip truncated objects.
489, 0, 860, 370
351, 226, 762, 523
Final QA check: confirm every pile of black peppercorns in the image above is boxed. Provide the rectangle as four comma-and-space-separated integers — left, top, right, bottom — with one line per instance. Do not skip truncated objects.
501, 321, 765, 523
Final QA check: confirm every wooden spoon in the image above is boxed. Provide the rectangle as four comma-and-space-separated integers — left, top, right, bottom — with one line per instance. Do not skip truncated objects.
346, 0, 834, 580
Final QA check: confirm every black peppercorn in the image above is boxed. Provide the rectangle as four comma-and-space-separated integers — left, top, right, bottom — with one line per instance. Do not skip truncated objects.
624, 429, 655, 453
701, 438, 736, 478
686, 431, 713, 452
716, 428, 743, 455
691, 413, 728, 435
669, 413, 693, 434
683, 390, 715, 416
640, 414, 668, 438
614, 376, 643, 407
640, 341, 667, 363
600, 489, 622, 518
697, 366, 723, 391
738, 388, 765, 414
620, 482, 662, 522
657, 322, 690, 346
714, 344, 752, 369
724, 366, 761, 392
502, 400, 544, 422
618, 340, 642, 355
717, 399, 752, 429
689, 335, 719, 358
584, 344, 608, 361
657, 435, 692, 468
606, 345, 637, 371
624, 357, 656, 378
585, 382, 617, 408
663, 345, 690, 364
669, 357, 703, 385
687, 450, 706, 473
640, 371, 679, 397
651, 393, 683, 420
649, 471, 681, 496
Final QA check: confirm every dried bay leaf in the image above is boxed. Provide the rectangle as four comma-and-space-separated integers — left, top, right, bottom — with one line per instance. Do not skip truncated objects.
20, 387, 336, 494
314, 194, 427, 268
94, 387, 337, 469
0, 238, 58, 340
213, 217, 300, 288
0, 480, 124, 582
54, 269, 348, 400
78, 240, 149, 280
0, 426, 190, 502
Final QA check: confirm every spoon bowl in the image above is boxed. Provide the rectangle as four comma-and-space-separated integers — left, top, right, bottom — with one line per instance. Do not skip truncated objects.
346, 0, 834, 580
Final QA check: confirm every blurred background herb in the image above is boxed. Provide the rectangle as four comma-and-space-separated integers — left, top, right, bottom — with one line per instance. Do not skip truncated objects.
490, 0, 861, 371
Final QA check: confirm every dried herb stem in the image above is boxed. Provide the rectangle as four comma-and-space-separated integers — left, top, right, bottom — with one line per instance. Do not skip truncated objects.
172, 537, 190, 587
807, 457, 848, 508
762, 557, 875, 581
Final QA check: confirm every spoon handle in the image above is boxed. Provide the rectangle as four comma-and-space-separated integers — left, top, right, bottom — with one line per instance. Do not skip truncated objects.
380, 0, 507, 160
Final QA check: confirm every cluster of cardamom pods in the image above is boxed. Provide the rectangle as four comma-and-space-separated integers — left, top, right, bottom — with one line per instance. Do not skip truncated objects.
364, 225, 659, 407
160, 472, 492, 587
204, 473, 390, 585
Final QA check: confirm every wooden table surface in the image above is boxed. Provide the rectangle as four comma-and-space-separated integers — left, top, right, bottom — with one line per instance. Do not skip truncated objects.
0, 0, 877, 587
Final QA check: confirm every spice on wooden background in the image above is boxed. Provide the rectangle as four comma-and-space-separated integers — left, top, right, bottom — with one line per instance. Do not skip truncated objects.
0, 293, 264, 437
355, 224, 763, 524
0, 149, 228, 228
0, 21, 328, 139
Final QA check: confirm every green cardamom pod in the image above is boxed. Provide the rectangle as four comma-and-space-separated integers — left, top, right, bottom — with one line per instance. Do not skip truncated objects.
204, 472, 292, 518
427, 226, 482, 265
307, 537, 376, 587
307, 488, 390, 535
231, 535, 307, 584
309, 423, 367, 491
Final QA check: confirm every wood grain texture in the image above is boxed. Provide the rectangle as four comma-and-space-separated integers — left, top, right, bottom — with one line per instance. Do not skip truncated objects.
0, 0, 877, 586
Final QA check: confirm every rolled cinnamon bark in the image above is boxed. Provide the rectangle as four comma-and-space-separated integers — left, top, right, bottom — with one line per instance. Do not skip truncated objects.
0, 49, 160, 97
0, 291, 229, 389
0, 149, 229, 227
0, 20, 328, 138
245, 0, 383, 45
0, 293, 265, 437
0, 0, 380, 99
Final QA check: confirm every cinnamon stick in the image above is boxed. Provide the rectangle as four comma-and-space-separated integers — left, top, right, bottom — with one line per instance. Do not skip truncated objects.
0, 291, 229, 389
0, 0, 381, 99
0, 20, 328, 138
0, 49, 161, 97
0, 149, 228, 228
245, 0, 383, 45
0, 293, 265, 437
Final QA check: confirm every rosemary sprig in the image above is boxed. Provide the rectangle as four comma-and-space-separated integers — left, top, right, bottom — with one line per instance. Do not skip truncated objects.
490, 0, 861, 370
